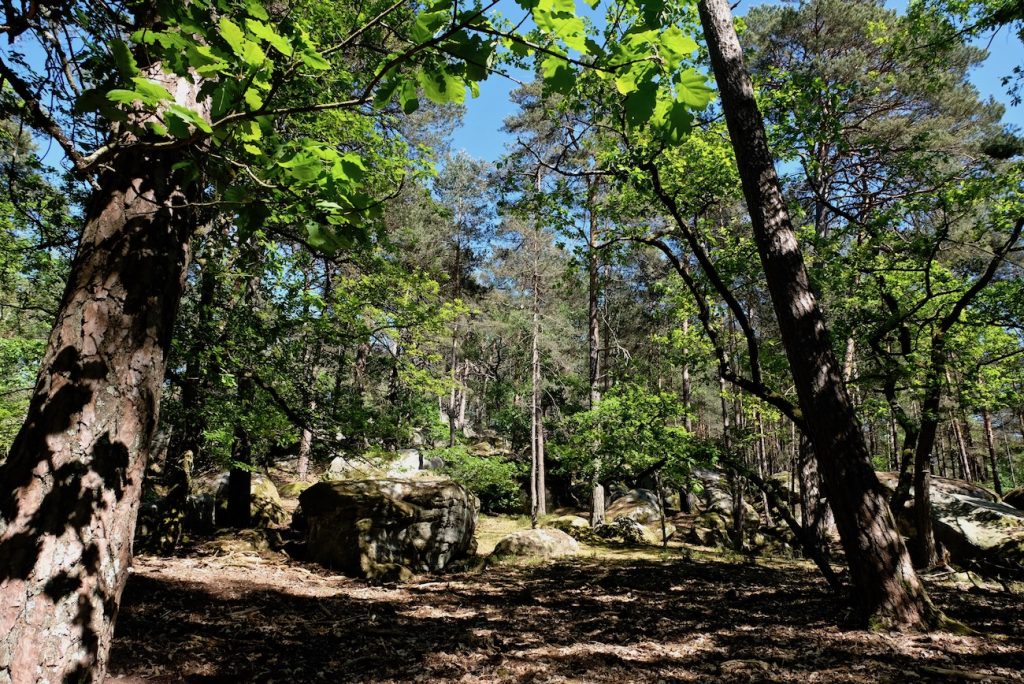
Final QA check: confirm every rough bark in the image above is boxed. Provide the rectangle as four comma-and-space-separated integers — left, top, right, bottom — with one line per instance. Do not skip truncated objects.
798, 435, 831, 565
530, 207, 546, 521
0, 143, 199, 679
587, 180, 604, 526
698, 0, 939, 629
911, 388, 940, 568
982, 409, 1003, 497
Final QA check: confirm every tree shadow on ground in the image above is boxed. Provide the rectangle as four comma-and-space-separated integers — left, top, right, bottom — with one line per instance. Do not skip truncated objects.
108, 553, 1024, 683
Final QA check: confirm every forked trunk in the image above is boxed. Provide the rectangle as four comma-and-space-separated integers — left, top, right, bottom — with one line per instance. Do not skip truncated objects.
697, 0, 939, 629
0, 146, 199, 680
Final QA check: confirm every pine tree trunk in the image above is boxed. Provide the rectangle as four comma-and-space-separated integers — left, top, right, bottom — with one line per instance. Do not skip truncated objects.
982, 409, 1003, 496
587, 180, 604, 526
0, 144, 199, 680
951, 412, 972, 480
297, 402, 314, 483
697, 0, 939, 629
798, 435, 830, 564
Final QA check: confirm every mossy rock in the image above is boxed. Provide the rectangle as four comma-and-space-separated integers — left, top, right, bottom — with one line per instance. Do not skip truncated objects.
549, 515, 590, 536
279, 480, 315, 498
489, 528, 580, 564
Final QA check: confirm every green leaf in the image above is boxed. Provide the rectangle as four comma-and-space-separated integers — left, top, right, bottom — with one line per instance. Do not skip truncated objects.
131, 77, 174, 103
400, 80, 420, 114
300, 49, 330, 70
219, 17, 247, 54
167, 115, 193, 139
418, 68, 465, 104
245, 0, 270, 21
187, 44, 229, 76
411, 9, 451, 43
210, 81, 242, 119
246, 18, 294, 56
167, 103, 213, 133
639, 0, 665, 28
239, 120, 262, 141
615, 64, 646, 95
106, 89, 146, 106
374, 75, 402, 109
244, 87, 264, 109
110, 39, 140, 77
446, 31, 492, 82
219, 17, 267, 66
534, 0, 587, 53
660, 101, 693, 143
145, 120, 169, 137
659, 26, 697, 63
541, 53, 576, 94
624, 77, 657, 127
674, 68, 714, 109
280, 152, 322, 182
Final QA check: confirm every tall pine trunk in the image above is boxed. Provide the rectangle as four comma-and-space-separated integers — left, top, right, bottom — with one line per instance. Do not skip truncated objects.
0, 146, 199, 679
587, 180, 604, 526
982, 409, 1003, 496
697, 0, 939, 629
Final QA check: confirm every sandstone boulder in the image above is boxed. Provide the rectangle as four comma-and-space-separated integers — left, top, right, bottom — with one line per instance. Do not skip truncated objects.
490, 528, 579, 562
386, 449, 422, 477
549, 515, 590, 534
1002, 487, 1024, 510
298, 478, 478, 581
694, 469, 760, 525
213, 472, 288, 527
878, 472, 1024, 576
606, 489, 662, 524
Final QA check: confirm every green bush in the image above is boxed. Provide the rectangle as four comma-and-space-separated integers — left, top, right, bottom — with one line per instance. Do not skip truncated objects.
429, 445, 526, 513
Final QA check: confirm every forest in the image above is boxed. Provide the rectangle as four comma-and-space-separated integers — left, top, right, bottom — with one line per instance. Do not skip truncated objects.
0, 0, 1022, 681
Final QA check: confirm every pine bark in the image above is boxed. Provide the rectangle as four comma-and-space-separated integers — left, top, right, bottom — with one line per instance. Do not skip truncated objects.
697, 0, 938, 629
982, 409, 1003, 497
587, 180, 604, 525
0, 144, 199, 679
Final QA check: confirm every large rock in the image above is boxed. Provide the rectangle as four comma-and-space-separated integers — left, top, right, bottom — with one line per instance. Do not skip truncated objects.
327, 450, 427, 481
550, 514, 590, 534
694, 469, 760, 525
386, 449, 423, 477
298, 478, 478, 580
877, 472, 1024, 576
490, 528, 579, 562
213, 472, 288, 527
606, 489, 662, 524
1002, 487, 1024, 510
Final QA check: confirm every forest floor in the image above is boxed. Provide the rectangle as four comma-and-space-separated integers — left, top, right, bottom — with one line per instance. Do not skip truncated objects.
108, 515, 1024, 684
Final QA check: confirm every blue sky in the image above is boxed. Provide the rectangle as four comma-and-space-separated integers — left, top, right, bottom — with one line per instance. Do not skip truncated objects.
451, 0, 1024, 162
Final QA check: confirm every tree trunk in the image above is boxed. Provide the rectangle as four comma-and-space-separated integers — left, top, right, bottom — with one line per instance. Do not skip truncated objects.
297, 398, 315, 483
530, 228, 545, 522
1001, 429, 1017, 488
982, 408, 1003, 497
911, 390, 939, 568
697, 0, 939, 629
0, 144, 199, 679
951, 411, 972, 481
227, 375, 254, 529
587, 179, 604, 526
756, 411, 773, 526
798, 434, 830, 565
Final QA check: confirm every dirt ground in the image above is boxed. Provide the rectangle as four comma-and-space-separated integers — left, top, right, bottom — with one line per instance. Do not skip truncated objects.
107, 518, 1024, 683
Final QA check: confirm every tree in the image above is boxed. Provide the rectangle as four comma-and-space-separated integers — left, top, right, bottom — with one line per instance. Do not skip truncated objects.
696, 0, 942, 629
0, 0, 710, 674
